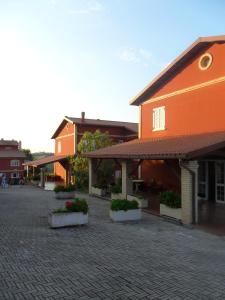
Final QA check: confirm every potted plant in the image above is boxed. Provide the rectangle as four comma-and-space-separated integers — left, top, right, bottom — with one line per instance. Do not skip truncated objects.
31, 174, 40, 186
111, 184, 123, 200
54, 184, 76, 199
48, 198, 88, 228
127, 194, 148, 208
110, 199, 141, 222
91, 183, 107, 197
160, 191, 181, 220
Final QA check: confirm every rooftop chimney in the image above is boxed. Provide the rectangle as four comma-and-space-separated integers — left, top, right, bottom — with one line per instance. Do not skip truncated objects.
81, 111, 85, 122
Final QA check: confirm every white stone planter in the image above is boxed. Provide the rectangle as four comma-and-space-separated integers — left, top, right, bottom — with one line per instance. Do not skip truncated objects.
111, 193, 124, 200
110, 209, 141, 222
160, 204, 181, 220
55, 191, 75, 199
127, 194, 148, 208
48, 212, 88, 228
31, 180, 39, 186
91, 187, 106, 197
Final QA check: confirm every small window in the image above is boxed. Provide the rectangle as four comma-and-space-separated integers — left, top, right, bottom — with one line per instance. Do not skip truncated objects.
10, 160, 20, 167
152, 106, 165, 131
58, 141, 61, 153
11, 172, 19, 178
198, 53, 212, 70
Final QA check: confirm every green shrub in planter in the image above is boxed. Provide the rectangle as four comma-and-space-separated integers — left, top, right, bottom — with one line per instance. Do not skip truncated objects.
111, 184, 122, 194
160, 191, 181, 208
53, 198, 88, 214
111, 199, 139, 211
54, 184, 75, 193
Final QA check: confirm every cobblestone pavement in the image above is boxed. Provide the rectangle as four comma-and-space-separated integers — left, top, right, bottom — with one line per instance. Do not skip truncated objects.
1, 186, 225, 299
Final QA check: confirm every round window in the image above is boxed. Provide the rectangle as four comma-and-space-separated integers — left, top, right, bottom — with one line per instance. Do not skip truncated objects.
198, 53, 213, 70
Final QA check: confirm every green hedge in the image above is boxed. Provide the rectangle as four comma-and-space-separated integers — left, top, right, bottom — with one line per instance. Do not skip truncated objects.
54, 184, 75, 193
111, 199, 139, 211
160, 191, 181, 209
111, 184, 122, 194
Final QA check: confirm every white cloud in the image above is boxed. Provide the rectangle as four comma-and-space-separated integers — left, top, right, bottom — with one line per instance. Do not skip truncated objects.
119, 47, 163, 68
68, 0, 103, 15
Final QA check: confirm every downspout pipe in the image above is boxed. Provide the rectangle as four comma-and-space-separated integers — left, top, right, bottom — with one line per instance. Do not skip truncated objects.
179, 159, 196, 224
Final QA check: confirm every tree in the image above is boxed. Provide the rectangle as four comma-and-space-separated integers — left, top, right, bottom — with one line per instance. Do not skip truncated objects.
70, 130, 114, 189
22, 149, 33, 161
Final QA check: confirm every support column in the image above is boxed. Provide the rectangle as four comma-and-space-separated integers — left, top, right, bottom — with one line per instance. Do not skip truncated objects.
26, 165, 29, 178
40, 168, 45, 188
181, 161, 199, 224
33, 166, 35, 176
89, 159, 97, 194
121, 161, 129, 199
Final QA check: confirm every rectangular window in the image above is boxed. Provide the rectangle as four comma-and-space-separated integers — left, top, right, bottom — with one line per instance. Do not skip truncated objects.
10, 160, 20, 167
58, 141, 61, 153
152, 106, 165, 131
11, 172, 19, 178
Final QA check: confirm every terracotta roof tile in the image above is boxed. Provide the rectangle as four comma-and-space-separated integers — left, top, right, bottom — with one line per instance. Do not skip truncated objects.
23, 155, 68, 167
0, 151, 25, 158
84, 131, 225, 160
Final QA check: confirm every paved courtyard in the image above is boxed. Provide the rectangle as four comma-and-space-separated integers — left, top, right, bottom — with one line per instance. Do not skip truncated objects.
1, 186, 225, 299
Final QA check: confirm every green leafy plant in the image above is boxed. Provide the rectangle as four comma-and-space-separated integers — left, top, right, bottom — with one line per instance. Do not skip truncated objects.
70, 130, 113, 190
53, 198, 88, 214
54, 184, 75, 193
32, 174, 40, 181
160, 191, 181, 208
111, 184, 122, 194
111, 199, 139, 211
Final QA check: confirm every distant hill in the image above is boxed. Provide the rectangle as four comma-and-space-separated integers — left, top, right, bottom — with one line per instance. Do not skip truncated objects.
32, 152, 54, 160
32, 152, 54, 173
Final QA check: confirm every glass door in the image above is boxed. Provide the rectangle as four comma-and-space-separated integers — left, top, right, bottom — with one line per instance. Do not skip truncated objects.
215, 162, 225, 203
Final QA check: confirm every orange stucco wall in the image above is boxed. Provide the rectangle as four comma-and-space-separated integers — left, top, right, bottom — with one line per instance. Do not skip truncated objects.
54, 122, 75, 182
140, 42, 225, 194
141, 42, 225, 139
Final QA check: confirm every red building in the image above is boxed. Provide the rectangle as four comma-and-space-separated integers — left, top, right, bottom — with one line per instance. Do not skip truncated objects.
24, 112, 138, 184
0, 139, 25, 184
86, 35, 225, 228
52, 112, 138, 181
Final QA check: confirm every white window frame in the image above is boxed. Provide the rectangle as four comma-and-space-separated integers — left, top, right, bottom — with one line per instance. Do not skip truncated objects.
11, 172, 19, 178
152, 106, 165, 131
58, 141, 61, 153
10, 160, 20, 167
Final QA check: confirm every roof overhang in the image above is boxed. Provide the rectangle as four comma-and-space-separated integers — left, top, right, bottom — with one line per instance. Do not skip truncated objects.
83, 131, 225, 160
23, 155, 70, 168
130, 35, 225, 106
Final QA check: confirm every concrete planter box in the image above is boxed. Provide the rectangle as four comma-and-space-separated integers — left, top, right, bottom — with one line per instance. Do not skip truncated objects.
127, 194, 148, 208
31, 180, 39, 186
110, 209, 141, 222
48, 212, 88, 228
111, 193, 124, 200
91, 187, 106, 197
55, 191, 75, 200
160, 204, 181, 220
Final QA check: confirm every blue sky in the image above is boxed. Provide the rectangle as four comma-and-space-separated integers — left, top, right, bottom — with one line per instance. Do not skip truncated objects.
0, 0, 224, 151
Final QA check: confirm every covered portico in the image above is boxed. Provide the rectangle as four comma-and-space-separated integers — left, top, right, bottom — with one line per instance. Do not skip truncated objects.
85, 131, 225, 226
23, 155, 70, 188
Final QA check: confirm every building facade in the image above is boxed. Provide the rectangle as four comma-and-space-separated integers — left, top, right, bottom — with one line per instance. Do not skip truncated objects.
0, 139, 25, 184
52, 112, 138, 181
86, 35, 225, 227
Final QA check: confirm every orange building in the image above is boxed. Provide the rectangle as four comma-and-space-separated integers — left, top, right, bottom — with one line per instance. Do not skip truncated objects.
51, 113, 138, 181
24, 112, 138, 184
86, 35, 225, 228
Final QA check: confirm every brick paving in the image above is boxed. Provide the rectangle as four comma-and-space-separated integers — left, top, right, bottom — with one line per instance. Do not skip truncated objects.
1, 186, 225, 299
